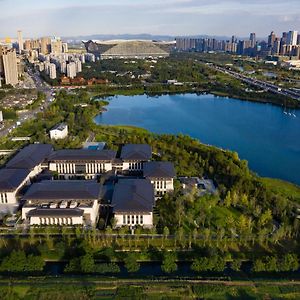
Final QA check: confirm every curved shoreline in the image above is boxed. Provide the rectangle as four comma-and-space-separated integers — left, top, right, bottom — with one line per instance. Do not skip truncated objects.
94, 92, 300, 186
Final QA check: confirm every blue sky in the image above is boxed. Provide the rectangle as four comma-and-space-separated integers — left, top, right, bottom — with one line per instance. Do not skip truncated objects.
0, 0, 299, 38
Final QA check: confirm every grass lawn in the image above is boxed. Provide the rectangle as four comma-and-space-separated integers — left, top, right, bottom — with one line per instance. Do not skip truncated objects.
261, 177, 300, 205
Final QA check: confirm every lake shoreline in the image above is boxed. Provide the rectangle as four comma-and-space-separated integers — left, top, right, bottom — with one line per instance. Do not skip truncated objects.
95, 93, 300, 185
89, 85, 300, 109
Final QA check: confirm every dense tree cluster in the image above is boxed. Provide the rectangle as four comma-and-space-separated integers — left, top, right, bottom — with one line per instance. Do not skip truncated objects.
0, 250, 44, 273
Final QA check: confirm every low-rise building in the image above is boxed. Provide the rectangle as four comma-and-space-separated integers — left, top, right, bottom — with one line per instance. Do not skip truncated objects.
179, 177, 217, 196
112, 179, 154, 228
6, 144, 53, 179
0, 168, 31, 214
49, 123, 68, 140
120, 144, 152, 173
49, 149, 116, 179
22, 180, 101, 226
143, 161, 176, 197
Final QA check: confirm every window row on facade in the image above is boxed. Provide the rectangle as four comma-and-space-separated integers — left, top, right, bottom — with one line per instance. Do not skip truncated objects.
123, 214, 144, 225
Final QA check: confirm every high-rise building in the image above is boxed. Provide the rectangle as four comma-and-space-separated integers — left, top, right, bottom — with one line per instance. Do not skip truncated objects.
297, 34, 300, 45
41, 37, 51, 54
287, 31, 298, 46
268, 31, 276, 48
49, 63, 57, 79
51, 37, 62, 54
24, 40, 32, 51
0, 46, 18, 86
272, 38, 281, 55
17, 30, 23, 54
250, 33, 256, 48
31, 39, 40, 50
75, 60, 82, 73
67, 62, 76, 79
62, 43, 68, 53
60, 61, 67, 74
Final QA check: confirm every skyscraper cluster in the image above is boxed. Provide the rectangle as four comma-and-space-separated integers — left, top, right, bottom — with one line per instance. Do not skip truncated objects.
18, 31, 96, 80
34, 52, 95, 80
175, 30, 300, 59
22, 36, 68, 56
267, 30, 300, 57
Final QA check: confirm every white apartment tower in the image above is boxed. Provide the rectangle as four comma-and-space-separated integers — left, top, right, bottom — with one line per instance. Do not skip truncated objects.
49, 63, 57, 79
17, 30, 24, 54
0, 47, 18, 86
67, 62, 76, 79
75, 60, 82, 73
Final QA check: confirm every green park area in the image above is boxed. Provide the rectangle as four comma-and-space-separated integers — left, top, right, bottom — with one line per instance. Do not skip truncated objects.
0, 89, 299, 284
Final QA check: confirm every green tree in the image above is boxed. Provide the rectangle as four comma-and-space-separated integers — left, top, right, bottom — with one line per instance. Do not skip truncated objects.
161, 252, 177, 273
280, 254, 299, 272
124, 253, 140, 273
231, 259, 242, 272
80, 254, 95, 273
0, 250, 27, 272
252, 259, 265, 272
191, 257, 209, 272
25, 255, 45, 272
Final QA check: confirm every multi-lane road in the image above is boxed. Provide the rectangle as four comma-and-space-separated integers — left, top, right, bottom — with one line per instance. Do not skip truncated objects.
0, 70, 54, 138
206, 63, 300, 102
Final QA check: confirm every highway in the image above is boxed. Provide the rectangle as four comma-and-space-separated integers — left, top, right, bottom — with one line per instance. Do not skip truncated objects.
0, 69, 54, 138
206, 63, 300, 102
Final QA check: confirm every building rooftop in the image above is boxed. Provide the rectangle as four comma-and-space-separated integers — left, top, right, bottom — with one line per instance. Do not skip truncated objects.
143, 161, 176, 178
6, 144, 53, 170
120, 144, 152, 161
49, 149, 116, 161
50, 123, 68, 132
23, 180, 101, 201
27, 208, 84, 217
112, 179, 154, 214
0, 168, 30, 192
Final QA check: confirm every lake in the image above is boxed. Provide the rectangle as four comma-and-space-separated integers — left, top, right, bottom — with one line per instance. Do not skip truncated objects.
94, 93, 300, 185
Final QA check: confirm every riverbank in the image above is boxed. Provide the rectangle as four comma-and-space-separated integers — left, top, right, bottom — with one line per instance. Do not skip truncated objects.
1, 276, 300, 299
87, 83, 300, 109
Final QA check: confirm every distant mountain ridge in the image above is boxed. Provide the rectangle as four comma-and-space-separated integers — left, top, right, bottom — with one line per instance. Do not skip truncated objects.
62, 33, 253, 42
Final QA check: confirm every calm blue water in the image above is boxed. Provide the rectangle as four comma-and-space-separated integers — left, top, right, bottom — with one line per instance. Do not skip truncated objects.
95, 94, 300, 185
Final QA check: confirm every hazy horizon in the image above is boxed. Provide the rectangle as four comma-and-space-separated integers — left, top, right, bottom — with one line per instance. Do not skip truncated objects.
0, 0, 299, 38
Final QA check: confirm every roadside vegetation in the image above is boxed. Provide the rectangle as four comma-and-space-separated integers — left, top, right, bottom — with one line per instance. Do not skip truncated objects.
1, 277, 300, 299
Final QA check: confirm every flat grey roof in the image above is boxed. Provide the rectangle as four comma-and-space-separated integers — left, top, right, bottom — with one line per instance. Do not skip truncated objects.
0, 168, 30, 191
23, 180, 101, 201
51, 123, 67, 132
112, 179, 154, 214
6, 144, 53, 170
49, 149, 116, 161
120, 144, 152, 161
143, 161, 176, 178
28, 208, 84, 217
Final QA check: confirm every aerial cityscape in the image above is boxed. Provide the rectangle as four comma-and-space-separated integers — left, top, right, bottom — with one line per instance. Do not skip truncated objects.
0, 0, 300, 299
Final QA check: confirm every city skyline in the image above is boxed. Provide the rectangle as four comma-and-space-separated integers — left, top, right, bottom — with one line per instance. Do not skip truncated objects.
0, 0, 300, 38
